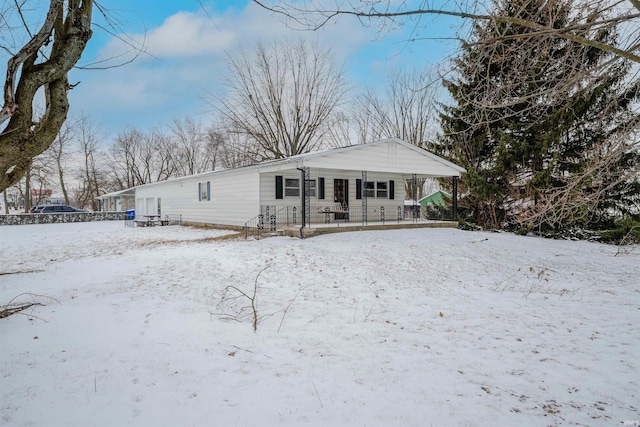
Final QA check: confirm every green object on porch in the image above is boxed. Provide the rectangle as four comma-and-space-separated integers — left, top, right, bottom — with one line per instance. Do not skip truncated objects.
418, 190, 452, 207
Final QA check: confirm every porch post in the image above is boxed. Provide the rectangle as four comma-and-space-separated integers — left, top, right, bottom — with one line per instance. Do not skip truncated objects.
361, 171, 368, 225
412, 174, 418, 222
452, 176, 458, 221
303, 167, 310, 226
297, 167, 310, 230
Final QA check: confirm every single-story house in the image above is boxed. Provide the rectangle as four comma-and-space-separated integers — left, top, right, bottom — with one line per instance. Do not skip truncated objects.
133, 138, 465, 232
419, 190, 452, 207
96, 188, 135, 212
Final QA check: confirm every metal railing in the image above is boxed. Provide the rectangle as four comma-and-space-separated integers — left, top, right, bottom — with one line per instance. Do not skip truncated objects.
422, 206, 455, 221
243, 204, 455, 238
244, 206, 298, 239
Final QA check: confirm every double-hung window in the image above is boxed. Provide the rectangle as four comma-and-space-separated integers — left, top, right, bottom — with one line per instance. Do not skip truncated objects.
359, 180, 392, 199
364, 181, 375, 198
276, 176, 319, 198
376, 181, 388, 198
284, 178, 300, 197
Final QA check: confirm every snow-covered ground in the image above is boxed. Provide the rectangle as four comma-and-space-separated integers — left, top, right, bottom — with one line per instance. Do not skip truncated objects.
1, 221, 638, 426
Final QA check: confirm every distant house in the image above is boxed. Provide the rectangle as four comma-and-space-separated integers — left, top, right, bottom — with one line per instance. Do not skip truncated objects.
96, 188, 135, 212
419, 190, 452, 207
133, 138, 465, 231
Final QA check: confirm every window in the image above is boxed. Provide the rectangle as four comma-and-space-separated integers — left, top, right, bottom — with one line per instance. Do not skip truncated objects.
361, 181, 390, 199
285, 178, 299, 197
199, 181, 210, 201
376, 181, 388, 198
277, 176, 318, 198
364, 181, 375, 198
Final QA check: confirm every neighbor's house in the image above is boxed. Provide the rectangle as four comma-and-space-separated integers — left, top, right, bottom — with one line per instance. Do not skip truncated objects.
133, 138, 465, 230
419, 190, 452, 207
96, 188, 135, 212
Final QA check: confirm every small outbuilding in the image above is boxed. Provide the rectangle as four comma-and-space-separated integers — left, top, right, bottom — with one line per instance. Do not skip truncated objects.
132, 138, 465, 234
419, 190, 452, 207
96, 188, 135, 212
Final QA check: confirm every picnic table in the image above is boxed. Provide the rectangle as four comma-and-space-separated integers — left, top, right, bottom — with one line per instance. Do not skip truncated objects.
317, 203, 350, 223
134, 215, 163, 227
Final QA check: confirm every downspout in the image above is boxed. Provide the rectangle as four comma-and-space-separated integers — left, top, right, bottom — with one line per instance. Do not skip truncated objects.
297, 167, 306, 238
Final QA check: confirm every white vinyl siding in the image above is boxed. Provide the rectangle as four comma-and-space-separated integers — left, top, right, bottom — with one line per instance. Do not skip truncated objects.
131, 139, 459, 227
260, 170, 404, 211
135, 169, 260, 227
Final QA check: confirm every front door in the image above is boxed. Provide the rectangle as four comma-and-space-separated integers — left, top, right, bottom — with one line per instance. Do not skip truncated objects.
334, 179, 349, 220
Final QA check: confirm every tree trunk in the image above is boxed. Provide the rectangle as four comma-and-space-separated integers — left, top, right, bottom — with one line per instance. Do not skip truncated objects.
0, 1, 93, 193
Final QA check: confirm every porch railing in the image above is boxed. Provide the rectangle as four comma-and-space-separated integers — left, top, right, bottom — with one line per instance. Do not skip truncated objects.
244, 206, 299, 239
243, 204, 455, 238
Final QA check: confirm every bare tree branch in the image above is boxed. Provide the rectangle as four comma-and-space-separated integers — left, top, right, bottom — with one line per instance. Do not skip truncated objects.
209, 39, 349, 162
253, 0, 640, 63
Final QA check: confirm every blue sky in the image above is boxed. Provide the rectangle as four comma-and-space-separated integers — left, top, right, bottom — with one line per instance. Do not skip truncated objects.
66, 0, 462, 136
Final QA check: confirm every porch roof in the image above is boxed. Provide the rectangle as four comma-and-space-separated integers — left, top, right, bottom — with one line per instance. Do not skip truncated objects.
96, 188, 135, 200
133, 138, 465, 191
256, 138, 465, 177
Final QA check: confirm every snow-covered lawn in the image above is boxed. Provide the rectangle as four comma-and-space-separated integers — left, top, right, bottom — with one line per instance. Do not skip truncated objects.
1, 221, 638, 426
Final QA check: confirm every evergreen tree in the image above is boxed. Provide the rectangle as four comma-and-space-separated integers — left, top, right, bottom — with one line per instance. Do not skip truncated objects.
438, 0, 639, 237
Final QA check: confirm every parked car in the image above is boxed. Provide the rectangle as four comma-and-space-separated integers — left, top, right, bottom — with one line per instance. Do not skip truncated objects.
34, 205, 88, 213
28, 205, 46, 213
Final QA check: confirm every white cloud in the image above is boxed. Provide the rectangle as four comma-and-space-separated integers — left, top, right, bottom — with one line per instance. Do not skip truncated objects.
98, 10, 236, 62
146, 12, 236, 58
69, 2, 412, 133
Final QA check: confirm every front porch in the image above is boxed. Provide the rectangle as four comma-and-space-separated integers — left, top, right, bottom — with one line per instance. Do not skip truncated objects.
244, 203, 458, 239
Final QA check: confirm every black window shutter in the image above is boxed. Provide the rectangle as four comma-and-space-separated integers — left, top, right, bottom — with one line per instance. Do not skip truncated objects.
344, 180, 349, 203
389, 180, 395, 200
198, 183, 202, 201
318, 177, 325, 200
356, 179, 362, 200
275, 176, 283, 199
207, 181, 211, 201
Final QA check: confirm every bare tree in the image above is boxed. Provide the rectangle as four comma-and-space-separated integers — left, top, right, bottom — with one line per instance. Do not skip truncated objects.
321, 111, 352, 149
210, 39, 349, 162
170, 118, 223, 175
253, 0, 640, 65
0, 0, 93, 193
107, 127, 179, 189
216, 129, 259, 169
14, 156, 54, 212
74, 115, 106, 210
352, 67, 444, 199
43, 121, 74, 205
203, 126, 226, 171
353, 67, 442, 145
107, 128, 144, 190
